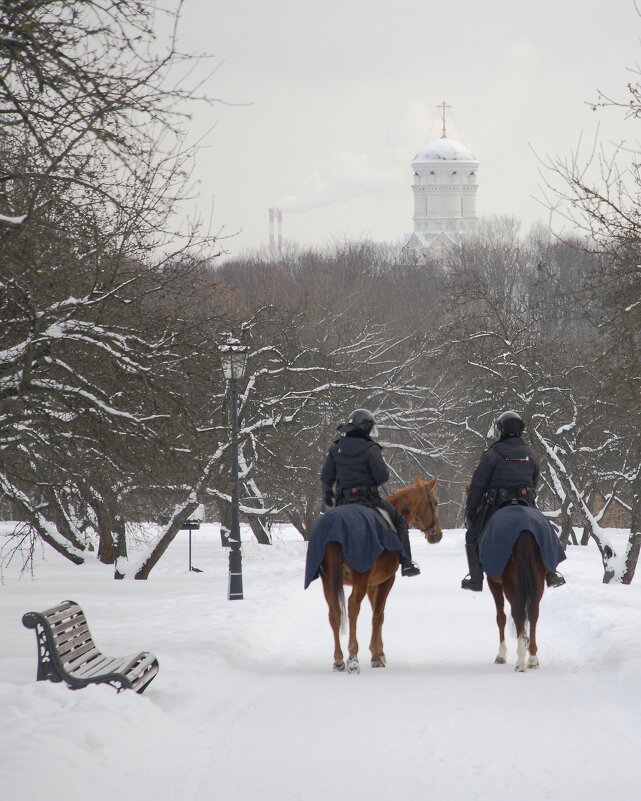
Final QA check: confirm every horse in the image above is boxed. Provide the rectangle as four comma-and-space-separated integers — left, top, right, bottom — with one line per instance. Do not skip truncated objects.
319, 476, 442, 674
486, 530, 547, 672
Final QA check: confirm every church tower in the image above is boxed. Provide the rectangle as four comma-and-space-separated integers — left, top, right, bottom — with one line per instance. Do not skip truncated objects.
405, 102, 479, 251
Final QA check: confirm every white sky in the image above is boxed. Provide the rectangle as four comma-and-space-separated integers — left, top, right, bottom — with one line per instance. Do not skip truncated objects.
172, 0, 641, 258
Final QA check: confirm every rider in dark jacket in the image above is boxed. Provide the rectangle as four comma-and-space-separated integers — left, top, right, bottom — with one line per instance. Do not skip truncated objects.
462, 410, 566, 591
321, 408, 421, 577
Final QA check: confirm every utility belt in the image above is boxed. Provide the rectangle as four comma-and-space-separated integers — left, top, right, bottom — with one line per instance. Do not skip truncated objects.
341, 485, 380, 498
484, 486, 535, 508
338, 486, 381, 505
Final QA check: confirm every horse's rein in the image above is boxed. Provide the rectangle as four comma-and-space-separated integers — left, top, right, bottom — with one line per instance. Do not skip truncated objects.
419, 491, 439, 537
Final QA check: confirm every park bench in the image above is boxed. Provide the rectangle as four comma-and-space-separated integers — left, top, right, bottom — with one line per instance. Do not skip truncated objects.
22, 599, 159, 693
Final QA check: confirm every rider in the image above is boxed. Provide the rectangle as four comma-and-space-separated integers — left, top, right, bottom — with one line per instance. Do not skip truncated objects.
461, 410, 566, 592
321, 408, 421, 577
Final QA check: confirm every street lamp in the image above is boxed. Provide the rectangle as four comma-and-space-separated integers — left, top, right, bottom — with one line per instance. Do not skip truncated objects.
219, 335, 249, 600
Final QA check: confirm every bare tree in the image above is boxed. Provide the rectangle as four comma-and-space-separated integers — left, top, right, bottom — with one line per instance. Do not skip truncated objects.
536, 52, 641, 580
0, 1, 229, 571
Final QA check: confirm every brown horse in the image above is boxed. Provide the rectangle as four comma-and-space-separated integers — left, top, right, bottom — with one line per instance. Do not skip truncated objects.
487, 531, 547, 672
321, 476, 442, 673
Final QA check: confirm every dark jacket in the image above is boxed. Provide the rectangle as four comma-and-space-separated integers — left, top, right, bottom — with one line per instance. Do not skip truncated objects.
465, 434, 540, 522
321, 431, 389, 494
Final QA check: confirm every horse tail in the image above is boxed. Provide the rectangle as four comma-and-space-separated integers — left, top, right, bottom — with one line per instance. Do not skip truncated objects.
511, 531, 541, 637
325, 541, 346, 633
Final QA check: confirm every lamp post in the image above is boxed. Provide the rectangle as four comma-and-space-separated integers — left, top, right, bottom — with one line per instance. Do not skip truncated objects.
219, 335, 249, 600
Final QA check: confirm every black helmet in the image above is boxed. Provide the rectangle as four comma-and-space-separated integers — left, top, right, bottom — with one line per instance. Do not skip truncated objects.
496, 410, 525, 437
346, 408, 376, 435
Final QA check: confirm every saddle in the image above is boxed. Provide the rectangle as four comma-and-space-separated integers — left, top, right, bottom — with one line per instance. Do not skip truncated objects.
338, 487, 395, 531
375, 507, 394, 530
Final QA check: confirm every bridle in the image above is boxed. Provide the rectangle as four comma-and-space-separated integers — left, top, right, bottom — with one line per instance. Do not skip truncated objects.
415, 489, 440, 539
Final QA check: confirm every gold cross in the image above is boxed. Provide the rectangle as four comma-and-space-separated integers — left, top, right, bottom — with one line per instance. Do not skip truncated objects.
437, 101, 451, 137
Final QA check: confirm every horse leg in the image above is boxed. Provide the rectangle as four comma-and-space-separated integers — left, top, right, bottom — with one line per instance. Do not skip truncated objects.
488, 577, 507, 664
321, 573, 344, 670
346, 573, 369, 674
501, 559, 529, 671
527, 564, 547, 669
509, 532, 546, 672
367, 574, 396, 667
321, 543, 346, 671
507, 537, 533, 672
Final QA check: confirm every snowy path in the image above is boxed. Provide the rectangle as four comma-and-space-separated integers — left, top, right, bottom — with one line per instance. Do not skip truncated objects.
2, 526, 641, 800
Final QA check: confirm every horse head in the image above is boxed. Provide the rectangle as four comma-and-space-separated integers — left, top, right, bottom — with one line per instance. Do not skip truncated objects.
388, 476, 442, 544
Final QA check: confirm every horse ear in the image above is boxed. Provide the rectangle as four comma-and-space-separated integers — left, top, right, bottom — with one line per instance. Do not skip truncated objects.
414, 476, 422, 485
428, 477, 438, 489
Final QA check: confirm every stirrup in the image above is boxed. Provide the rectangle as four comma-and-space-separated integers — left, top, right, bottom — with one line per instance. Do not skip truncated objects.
461, 574, 483, 592
401, 561, 421, 577
546, 571, 566, 588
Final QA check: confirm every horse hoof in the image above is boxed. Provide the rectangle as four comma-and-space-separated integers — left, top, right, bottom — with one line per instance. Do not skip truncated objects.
494, 656, 506, 664
346, 656, 360, 674
515, 665, 526, 673
371, 658, 386, 668
527, 662, 540, 670
332, 662, 345, 672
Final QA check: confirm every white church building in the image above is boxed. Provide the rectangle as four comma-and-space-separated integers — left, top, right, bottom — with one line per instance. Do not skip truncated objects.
404, 108, 479, 252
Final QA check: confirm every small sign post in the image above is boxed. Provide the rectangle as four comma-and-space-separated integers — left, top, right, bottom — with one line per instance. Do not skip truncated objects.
181, 504, 205, 573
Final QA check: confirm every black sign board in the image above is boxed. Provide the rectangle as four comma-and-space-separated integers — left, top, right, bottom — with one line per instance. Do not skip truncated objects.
181, 520, 201, 531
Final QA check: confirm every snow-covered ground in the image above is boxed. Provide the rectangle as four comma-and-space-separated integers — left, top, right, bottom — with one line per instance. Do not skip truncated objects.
2, 523, 640, 801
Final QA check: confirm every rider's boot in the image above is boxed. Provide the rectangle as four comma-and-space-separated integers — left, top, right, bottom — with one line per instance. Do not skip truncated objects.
398, 526, 420, 577
461, 542, 483, 591
546, 570, 566, 588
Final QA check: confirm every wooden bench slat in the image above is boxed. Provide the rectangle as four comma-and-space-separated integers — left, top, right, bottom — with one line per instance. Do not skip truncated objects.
130, 663, 159, 693
51, 622, 91, 646
72, 654, 125, 678
87, 659, 125, 676
44, 605, 84, 626
54, 635, 96, 662
49, 613, 86, 631
63, 647, 104, 673
120, 652, 157, 679
56, 637, 94, 658
41, 600, 79, 618
55, 638, 94, 658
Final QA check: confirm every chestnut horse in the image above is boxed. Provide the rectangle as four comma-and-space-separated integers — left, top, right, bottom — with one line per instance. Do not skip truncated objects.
487, 531, 547, 672
321, 476, 442, 673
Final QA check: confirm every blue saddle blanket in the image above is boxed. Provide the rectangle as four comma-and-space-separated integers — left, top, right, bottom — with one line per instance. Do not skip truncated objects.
304, 504, 405, 589
479, 504, 566, 578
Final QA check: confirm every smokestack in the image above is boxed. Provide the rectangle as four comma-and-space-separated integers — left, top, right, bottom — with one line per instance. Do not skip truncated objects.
277, 209, 282, 251
269, 208, 275, 251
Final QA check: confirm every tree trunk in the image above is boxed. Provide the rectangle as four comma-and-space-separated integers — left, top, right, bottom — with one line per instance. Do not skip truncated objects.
531, 430, 618, 582
620, 475, 641, 585
36, 524, 86, 564
285, 509, 310, 541
113, 516, 128, 580
94, 494, 116, 564
248, 516, 271, 544
132, 499, 200, 579
558, 496, 576, 548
